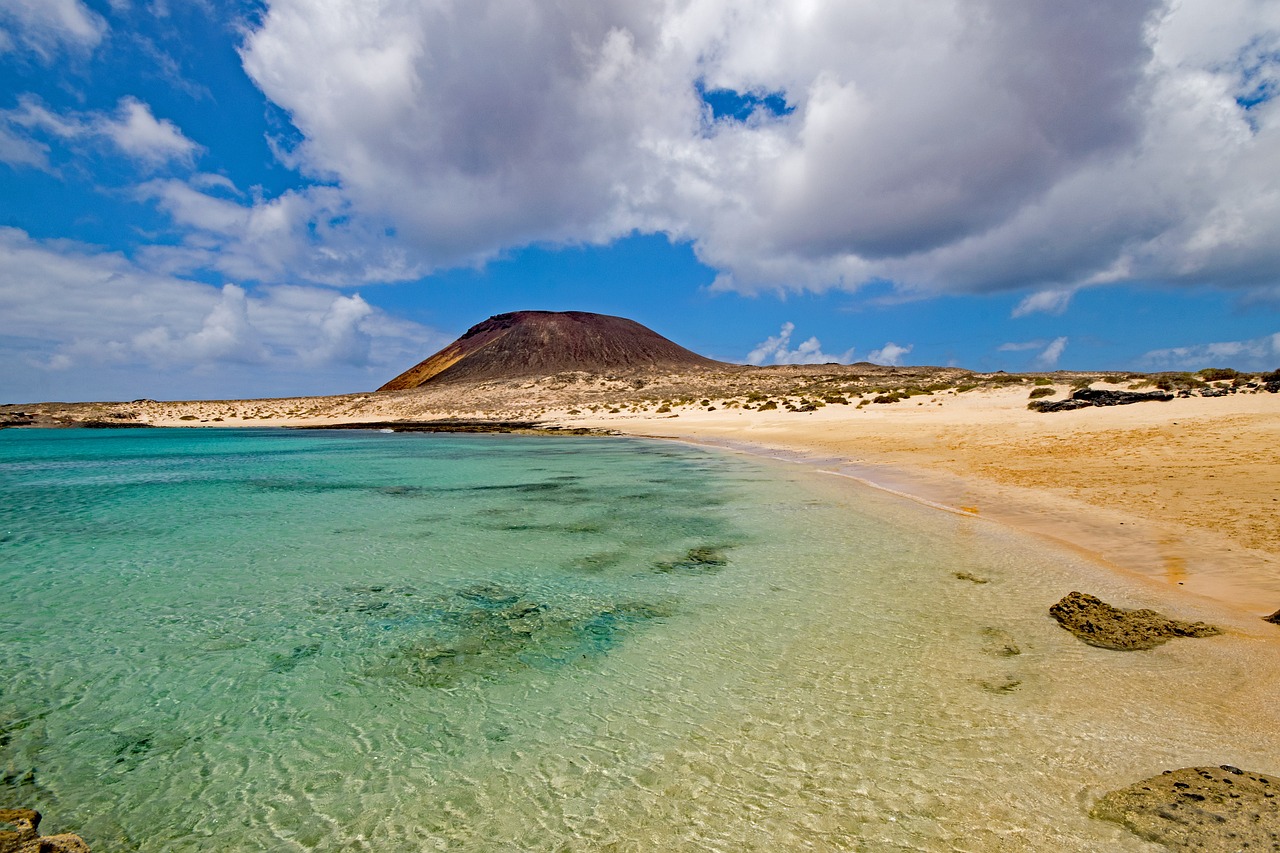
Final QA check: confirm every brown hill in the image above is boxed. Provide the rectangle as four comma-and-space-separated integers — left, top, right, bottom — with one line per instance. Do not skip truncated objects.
379, 310, 727, 391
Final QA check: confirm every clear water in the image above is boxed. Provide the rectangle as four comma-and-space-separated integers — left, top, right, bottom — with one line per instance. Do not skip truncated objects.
2, 429, 1277, 851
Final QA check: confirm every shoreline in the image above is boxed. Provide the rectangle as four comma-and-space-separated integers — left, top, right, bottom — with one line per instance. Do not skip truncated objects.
555, 389, 1280, 622
5, 382, 1278, 622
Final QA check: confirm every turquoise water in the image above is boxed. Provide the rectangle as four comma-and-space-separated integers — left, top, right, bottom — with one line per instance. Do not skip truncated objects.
2, 428, 1277, 851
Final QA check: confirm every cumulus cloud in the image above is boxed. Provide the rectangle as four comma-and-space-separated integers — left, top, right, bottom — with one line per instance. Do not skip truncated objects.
0, 227, 445, 400
230, 0, 1280, 301
865, 342, 913, 366
2, 96, 201, 169
746, 322, 855, 365
135, 178, 419, 285
0, 0, 106, 61
1142, 332, 1280, 371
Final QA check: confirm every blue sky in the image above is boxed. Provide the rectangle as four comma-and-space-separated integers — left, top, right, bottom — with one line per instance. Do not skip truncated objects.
1, 0, 1278, 402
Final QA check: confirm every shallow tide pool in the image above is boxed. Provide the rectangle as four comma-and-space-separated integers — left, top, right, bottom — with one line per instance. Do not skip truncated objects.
1, 428, 1277, 851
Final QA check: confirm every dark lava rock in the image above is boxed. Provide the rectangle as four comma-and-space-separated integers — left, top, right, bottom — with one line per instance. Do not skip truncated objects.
1049, 591, 1222, 651
1029, 388, 1174, 412
1264, 609, 1280, 626
0, 808, 91, 852
1092, 765, 1280, 851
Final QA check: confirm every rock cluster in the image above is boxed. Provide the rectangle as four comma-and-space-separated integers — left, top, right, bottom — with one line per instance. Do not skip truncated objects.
1029, 387, 1173, 412
0, 809, 90, 853
1092, 765, 1280, 851
1049, 591, 1221, 650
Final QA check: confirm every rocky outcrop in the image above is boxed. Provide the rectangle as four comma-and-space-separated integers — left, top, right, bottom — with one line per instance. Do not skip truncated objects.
1049, 591, 1221, 650
1264, 609, 1280, 626
1092, 765, 1280, 851
0, 809, 90, 853
1029, 387, 1173, 412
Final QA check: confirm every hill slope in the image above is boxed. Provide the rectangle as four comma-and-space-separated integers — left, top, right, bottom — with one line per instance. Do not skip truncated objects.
379, 310, 726, 391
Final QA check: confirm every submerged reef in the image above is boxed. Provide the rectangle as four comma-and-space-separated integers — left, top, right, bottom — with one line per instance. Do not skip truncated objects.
366, 584, 676, 688
1092, 765, 1280, 850
1049, 592, 1221, 650
308, 583, 677, 689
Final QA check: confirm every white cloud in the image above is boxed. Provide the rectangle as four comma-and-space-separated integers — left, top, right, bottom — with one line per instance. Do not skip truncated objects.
1142, 332, 1280, 370
0, 123, 49, 170
1035, 336, 1069, 368
0, 0, 106, 61
746, 322, 855, 365
136, 178, 419, 285
997, 340, 1045, 353
866, 342, 913, 366
0, 227, 446, 401
1012, 289, 1075, 318
2, 96, 201, 170
229, 0, 1280, 301
101, 97, 202, 167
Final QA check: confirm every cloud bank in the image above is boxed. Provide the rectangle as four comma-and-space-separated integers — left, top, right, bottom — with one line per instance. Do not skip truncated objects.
0, 228, 445, 400
233, 0, 1280, 298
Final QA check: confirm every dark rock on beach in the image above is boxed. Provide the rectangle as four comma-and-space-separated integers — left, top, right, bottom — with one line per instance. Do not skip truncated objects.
1049, 591, 1221, 650
1092, 765, 1280, 851
1029, 387, 1174, 412
0, 808, 91, 852
1264, 609, 1280, 626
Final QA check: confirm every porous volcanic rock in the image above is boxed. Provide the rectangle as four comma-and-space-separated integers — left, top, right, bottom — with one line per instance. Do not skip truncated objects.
1092, 765, 1280, 851
0, 809, 90, 852
379, 311, 725, 390
1029, 387, 1174, 412
1049, 591, 1221, 650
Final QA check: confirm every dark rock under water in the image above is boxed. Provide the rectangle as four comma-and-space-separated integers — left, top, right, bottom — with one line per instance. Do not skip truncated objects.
318, 583, 678, 689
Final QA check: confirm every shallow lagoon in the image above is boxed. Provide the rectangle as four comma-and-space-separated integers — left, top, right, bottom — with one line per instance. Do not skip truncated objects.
2, 428, 1277, 851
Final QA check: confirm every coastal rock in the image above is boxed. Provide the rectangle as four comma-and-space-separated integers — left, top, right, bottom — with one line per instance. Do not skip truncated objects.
1029, 387, 1173, 412
1048, 591, 1221, 650
0, 809, 91, 853
1264, 609, 1280, 626
1092, 765, 1280, 851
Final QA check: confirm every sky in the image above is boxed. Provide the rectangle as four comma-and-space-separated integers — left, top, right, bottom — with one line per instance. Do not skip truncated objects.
1, 0, 1279, 402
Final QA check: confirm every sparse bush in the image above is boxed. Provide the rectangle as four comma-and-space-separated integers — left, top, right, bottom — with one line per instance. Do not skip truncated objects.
1028, 387, 1055, 399
873, 391, 905, 404
1198, 367, 1239, 382
822, 395, 849, 404
758, 400, 778, 411
1033, 377, 1053, 386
